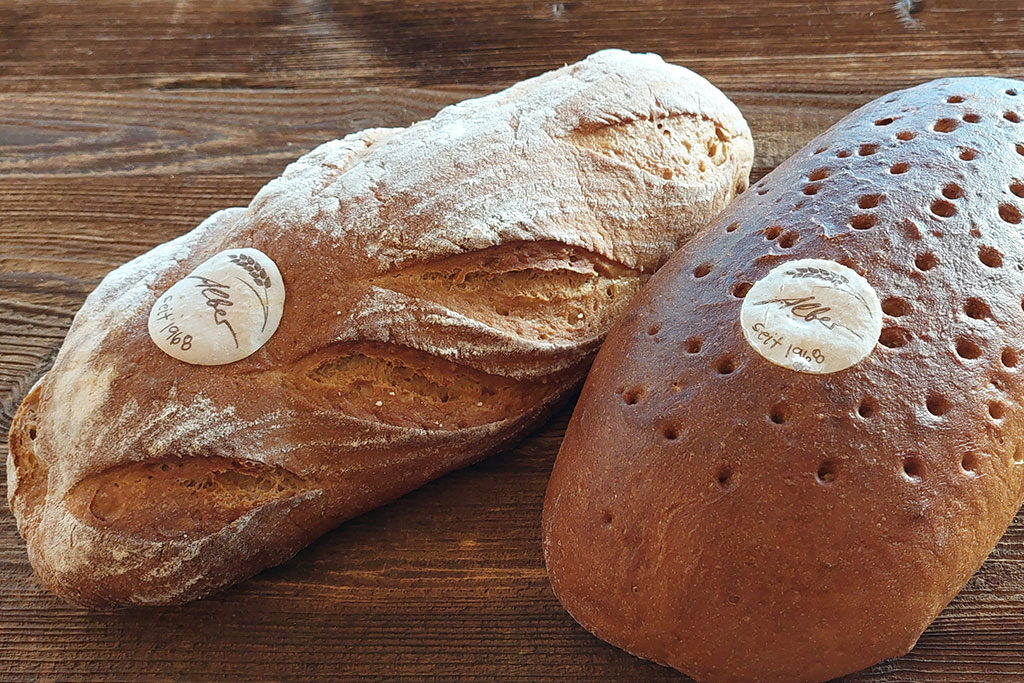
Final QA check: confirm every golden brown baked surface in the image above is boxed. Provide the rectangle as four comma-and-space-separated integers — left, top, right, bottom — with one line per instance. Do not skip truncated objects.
543, 76, 1024, 683
6, 49, 752, 607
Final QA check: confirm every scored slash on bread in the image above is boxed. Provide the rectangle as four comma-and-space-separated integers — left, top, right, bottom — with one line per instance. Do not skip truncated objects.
6, 49, 753, 607
542, 77, 1024, 683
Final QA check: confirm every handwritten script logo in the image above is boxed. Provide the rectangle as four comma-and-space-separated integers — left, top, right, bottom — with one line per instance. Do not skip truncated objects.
752, 295, 835, 329
187, 275, 239, 348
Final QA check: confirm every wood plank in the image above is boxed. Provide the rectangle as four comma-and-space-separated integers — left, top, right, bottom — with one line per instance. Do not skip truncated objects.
0, 1, 1022, 93
0, 88, 857, 177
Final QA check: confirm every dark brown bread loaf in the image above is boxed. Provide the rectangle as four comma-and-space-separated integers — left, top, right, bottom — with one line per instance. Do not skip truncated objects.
543, 77, 1024, 682
6, 49, 752, 607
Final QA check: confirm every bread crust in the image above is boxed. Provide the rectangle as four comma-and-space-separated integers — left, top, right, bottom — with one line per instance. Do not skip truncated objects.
543, 76, 1024, 683
7, 49, 752, 607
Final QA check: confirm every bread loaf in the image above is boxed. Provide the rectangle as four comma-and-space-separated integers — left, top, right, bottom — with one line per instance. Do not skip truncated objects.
6, 49, 753, 607
542, 76, 1024, 682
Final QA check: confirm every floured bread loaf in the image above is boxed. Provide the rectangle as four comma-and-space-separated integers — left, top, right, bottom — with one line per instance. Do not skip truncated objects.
542, 77, 1024, 682
6, 49, 753, 607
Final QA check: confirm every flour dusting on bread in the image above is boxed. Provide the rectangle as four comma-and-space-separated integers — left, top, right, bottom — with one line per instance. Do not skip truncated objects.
9, 50, 752, 607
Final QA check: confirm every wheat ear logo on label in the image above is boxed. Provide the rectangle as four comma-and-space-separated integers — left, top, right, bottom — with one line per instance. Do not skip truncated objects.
148, 248, 285, 365
739, 258, 882, 374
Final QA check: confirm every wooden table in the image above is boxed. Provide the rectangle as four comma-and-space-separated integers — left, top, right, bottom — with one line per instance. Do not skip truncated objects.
2, 1, 1023, 680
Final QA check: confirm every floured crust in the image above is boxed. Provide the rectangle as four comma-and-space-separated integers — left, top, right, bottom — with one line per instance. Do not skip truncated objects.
8, 49, 752, 607
543, 76, 1024, 682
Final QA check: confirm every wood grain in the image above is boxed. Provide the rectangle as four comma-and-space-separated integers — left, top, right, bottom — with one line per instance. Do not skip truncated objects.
1, 1, 1023, 93
1, 1, 1023, 680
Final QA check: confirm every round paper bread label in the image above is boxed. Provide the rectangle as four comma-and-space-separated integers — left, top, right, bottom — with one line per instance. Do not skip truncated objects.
739, 258, 881, 374
148, 248, 285, 365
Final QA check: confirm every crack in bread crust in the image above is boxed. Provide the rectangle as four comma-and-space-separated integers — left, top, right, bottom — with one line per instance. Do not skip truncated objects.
65, 456, 312, 541
369, 241, 648, 345
300, 341, 576, 431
